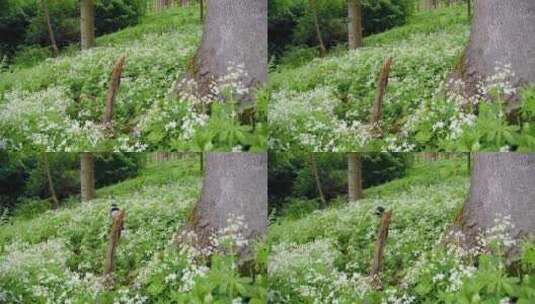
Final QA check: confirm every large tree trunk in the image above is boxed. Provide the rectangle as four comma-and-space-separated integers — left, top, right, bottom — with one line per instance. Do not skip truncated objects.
80, 0, 95, 50
462, 153, 535, 259
348, 152, 363, 202
186, 0, 267, 108
347, 0, 363, 50
183, 153, 267, 265
42, 0, 59, 57
309, 0, 327, 57
463, 1, 535, 96
80, 153, 95, 202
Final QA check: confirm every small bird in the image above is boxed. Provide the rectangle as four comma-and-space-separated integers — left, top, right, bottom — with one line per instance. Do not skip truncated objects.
374, 206, 385, 217
110, 203, 120, 219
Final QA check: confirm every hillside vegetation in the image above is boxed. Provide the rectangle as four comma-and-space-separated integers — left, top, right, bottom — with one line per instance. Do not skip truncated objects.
0, 5, 267, 152
268, 6, 535, 152
267, 159, 535, 303
0, 158, 267, 303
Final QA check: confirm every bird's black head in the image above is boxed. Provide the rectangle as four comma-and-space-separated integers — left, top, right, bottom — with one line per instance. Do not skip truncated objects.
374, 206, 385, 217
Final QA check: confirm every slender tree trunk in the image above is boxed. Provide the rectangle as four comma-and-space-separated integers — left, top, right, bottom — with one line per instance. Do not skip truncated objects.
42, 153, 59, 209
80, 153, 95, 202
462, 1, 535, 102
348, 152, 363, 201
199, 152, 204, 173
462, 153, 535, 259
177, 153, 267, 266
309, 153, 327, 208
42, 0, 59, 57
467, 0, 471, 18
348, 0, 363, 50
199, 0, 204, 21
80, 0, 95, 50
309, 0, 327, 57
180, 0, 267, 108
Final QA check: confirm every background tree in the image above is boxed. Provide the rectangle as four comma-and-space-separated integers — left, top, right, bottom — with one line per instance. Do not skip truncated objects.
182, 153, 267, 264
42, 153, 59, 209
42, 0, 59, 56
80, 153, 95, 202
80, 0, 95, 50
347, 0, 362, 49
462, 153, 535, 259
347, 152, 363, 201
309, 0, 327, 56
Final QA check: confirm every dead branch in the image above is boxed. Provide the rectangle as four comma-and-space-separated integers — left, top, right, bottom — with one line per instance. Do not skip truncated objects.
104, 209, 125, 278
369, 209, 393, 287
370, 57, 393, 133
102, 55, 127, 127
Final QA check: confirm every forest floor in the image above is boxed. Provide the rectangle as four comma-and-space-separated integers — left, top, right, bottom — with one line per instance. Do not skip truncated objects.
0, 4, 267, 153
0, 157, 267, 303
269, 6, 535, 153
267, 159, 535, 303
0, 6, 214, 152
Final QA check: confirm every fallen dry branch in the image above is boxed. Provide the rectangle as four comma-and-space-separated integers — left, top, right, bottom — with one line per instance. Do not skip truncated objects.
102, 55, 127, 127
369, 209, 393, 287
370, 57, 393, 132
104, 209, 125, 277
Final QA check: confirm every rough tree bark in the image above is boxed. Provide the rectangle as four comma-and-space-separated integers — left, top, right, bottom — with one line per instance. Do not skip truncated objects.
462, 153, 535, 259
80, 0, 95, 50
182, 0, 267, 108
348, 152, 363, 201
462, 1, 535, 99
42, 0, 59, 57
80, 153, 95, 202
179, 153, 267, 265
347, 0, 363, 50
309, 0, 327, 57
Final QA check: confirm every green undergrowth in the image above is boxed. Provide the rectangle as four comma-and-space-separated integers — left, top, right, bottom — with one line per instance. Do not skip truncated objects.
267, 159, 535, 303
0, 157, 267, 303
269, 5, 535, 152
0, 5, 267, 152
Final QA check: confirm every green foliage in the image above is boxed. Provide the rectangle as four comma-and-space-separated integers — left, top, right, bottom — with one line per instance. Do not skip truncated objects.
268, 158, 535, 303
0, 152, 142, 211
268, 0, 416, 57
0, 5, 265, 152
0, 0, 148, 60
268, 152, 411, 214
269, 6, 469, 152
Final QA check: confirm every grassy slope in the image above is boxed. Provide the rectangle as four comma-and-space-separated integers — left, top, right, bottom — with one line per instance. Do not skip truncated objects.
268, 6, 470, 151
0, 6, 202, 151
268, 158, 470, 302
0, 157, 201, 296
